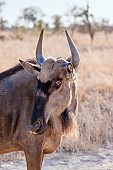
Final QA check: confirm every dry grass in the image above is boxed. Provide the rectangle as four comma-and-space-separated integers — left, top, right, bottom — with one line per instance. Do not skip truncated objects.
0, 30, 113, 156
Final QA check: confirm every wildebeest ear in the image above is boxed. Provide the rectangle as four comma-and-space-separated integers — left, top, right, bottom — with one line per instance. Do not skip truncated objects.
19, 59, 41, 75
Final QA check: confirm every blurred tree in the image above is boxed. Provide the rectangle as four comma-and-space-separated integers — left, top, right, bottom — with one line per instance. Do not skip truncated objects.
21, 6, 44, 28
52, 15, 63, 32
35, 19, 45, 30
0, 1, 7, 30
99, 18, 111, 40
65, 5, 82, 37
0, 0, 5, 13
33, 19, 49, 34
65, 1, 96, 43
0, 18, 7, 30
80, 0, 96, 43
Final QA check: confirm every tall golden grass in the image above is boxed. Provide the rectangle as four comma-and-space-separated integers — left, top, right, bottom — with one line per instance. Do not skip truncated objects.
0, 30, 113, 153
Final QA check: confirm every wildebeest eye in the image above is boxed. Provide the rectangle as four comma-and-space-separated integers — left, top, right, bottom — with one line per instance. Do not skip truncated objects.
48, 78, 62, 93
67, 63, 73, 74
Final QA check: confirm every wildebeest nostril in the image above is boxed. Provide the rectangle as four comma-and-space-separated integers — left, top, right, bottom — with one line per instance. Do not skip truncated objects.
29, 123, 41, 133
28, 118, 48, 134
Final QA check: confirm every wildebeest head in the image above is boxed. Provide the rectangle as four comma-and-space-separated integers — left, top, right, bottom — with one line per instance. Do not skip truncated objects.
20, 30, 80, 134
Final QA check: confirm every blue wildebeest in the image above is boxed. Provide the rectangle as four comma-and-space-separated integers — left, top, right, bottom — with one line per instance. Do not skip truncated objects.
0, 30, 79, 170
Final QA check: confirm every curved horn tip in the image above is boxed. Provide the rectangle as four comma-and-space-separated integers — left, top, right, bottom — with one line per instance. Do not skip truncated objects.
40, 29, 44, 35
65, 29, 68, 34
38, 29, 44, 41
65, 30, 73, 42
65, 30, 70, 37
36, 29, 45, 66
65, 30, 80, 68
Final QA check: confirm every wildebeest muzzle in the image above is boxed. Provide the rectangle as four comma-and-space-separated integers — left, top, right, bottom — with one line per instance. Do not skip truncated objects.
28, 118, 48, 134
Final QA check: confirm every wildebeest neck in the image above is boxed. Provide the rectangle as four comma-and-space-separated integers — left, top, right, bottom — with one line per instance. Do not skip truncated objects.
0, 59, 37, 81
29, 80, 52, 134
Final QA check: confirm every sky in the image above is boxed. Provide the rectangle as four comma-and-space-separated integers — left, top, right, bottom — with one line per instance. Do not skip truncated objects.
1, 0, 113, 26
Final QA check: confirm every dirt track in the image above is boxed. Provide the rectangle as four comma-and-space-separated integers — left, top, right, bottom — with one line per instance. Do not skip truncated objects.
0, 146, 113, 170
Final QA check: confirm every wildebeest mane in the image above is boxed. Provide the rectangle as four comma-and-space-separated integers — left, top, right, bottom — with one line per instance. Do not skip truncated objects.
0, 59, 37, 80
60, 109, 76, 134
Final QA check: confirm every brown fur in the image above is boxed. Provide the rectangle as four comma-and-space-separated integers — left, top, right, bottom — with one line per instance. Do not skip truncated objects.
0, 60, 78, 170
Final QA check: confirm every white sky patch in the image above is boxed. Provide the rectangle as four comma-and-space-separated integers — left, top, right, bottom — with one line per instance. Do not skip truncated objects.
1, 0, 113, 27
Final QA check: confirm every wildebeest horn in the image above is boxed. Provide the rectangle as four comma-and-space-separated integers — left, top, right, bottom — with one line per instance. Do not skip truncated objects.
36, 29, 46, 66
65, 30, 80, 68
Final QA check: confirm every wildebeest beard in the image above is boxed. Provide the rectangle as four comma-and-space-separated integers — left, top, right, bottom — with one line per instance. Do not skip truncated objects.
29, 79, 52, 134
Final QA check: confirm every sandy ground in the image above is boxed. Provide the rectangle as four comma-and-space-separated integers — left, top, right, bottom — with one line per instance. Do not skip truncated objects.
0, 145, 113, 170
